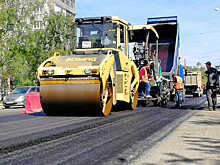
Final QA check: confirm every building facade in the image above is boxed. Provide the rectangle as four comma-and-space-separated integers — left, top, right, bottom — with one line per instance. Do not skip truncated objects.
33, 0, 75, 29
52, 0, 75, 16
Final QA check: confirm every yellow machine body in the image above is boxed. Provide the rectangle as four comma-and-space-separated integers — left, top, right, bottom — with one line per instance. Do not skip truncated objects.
37, 16, 139, 116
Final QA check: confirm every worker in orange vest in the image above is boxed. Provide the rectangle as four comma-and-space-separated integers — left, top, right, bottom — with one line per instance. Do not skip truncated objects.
139, 62, 153, 98
172, 74, 184, 107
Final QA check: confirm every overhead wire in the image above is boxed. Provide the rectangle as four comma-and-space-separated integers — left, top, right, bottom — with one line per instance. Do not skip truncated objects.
75, 0, 98, 17
80, 0, 98, 16
75, 1, 86, 17
182, 48, 220, 62
181, 30, 220, 37
182, 38, 220, 45
184, 52, 220, 60
75, 1, 218, 64
193, 49, 220, 57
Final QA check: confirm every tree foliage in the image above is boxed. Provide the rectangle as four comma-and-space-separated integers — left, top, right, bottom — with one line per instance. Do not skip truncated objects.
0, 0, 74, 90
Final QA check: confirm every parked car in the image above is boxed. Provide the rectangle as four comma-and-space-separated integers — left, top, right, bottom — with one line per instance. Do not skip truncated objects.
3, 86, 40, 108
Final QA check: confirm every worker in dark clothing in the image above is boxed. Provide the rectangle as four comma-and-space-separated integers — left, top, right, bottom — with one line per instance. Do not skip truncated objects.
204, 61, 219, 111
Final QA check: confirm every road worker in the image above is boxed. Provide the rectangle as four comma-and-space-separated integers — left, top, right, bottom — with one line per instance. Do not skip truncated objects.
204, 61, 219, 111
172, 74, 184, 107
139, 62, 153, 98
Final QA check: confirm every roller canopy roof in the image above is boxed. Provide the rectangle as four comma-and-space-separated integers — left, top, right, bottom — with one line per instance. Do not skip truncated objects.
75, 16, 129, 25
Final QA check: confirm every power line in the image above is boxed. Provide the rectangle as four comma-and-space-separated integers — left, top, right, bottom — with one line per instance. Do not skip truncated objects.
80, 0, 98, 16
183, 56, 220, 63
193, 49, 220, 57
181, 38, 220, 44
75, 1, 86, 17
182, 49, 220, 61
181, 30, 220, 37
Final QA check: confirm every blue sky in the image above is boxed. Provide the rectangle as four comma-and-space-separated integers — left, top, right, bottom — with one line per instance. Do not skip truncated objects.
75, 0, 220, 67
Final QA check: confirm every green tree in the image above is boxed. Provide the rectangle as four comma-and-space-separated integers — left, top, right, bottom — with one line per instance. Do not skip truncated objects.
0, 0, 75, 92
0, 0, 44, 90
43, 10, 74, 55
24, 11, 74, 85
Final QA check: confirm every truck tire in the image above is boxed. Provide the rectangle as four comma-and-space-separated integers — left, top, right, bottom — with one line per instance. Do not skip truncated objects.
161, 99, 167, 108
193, 93, 199, 97
141, 100, 147, 107
170, 94, 175, 101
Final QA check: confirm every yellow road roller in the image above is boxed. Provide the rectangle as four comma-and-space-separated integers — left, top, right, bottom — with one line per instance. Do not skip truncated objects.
37, 16, 139, 116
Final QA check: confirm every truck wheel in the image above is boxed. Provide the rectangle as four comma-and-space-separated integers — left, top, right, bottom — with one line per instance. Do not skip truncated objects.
170, 94, 175, 101
161, 100, 167, 108
141, 100, 147, 107
4, 106, 10, 109
193, 93, 199, 97
137, 101, 141, 107
153, 101, 159, 106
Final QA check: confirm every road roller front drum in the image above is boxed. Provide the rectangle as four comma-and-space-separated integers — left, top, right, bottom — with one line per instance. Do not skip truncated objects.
40, 77, 114, 116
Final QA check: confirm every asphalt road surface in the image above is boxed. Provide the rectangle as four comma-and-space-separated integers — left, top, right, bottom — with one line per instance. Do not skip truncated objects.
0, 96, 206, 165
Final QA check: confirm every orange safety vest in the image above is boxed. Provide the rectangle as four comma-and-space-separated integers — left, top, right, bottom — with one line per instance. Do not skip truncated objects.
174, 76, 183, 90
141, 67, 149, 82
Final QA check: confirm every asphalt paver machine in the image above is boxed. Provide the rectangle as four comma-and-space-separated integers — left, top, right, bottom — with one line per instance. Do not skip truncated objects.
128, 25, 170, 107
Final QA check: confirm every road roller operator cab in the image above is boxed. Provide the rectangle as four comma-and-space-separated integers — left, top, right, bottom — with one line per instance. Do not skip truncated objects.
37, 16, 139, 116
